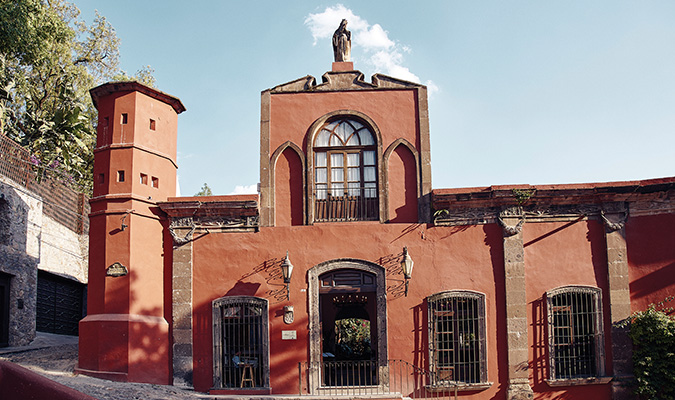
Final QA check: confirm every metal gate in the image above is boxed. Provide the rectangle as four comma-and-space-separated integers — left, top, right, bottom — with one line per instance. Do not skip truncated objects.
36, 271, 86, 335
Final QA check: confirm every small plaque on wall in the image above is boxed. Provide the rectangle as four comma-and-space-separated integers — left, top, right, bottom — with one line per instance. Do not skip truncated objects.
281, 330, 297, 340
106, 262, 128, 277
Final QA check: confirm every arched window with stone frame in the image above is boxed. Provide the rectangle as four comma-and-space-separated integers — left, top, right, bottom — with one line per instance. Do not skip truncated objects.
312, 117, 378, 222
545, 285, 605, 383
427, 290, 489, 389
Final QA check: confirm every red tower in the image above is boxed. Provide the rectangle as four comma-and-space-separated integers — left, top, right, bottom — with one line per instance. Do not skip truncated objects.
77, 82, 185, 384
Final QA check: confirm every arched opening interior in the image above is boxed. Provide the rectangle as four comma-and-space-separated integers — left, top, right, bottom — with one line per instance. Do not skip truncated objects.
308, 260, 387, 393
319, 270, 377, 386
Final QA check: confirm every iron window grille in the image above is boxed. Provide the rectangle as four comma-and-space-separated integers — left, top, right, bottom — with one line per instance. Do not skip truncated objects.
427, 291, 487, 386
546, 286, 605, 381
212, 296, 270, 389
313, 118, 378, 222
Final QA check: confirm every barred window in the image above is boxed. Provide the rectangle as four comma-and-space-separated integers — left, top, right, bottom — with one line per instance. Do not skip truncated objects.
546, 286, 605, 381
212, 296, 269, 389
428, 291, 487, 386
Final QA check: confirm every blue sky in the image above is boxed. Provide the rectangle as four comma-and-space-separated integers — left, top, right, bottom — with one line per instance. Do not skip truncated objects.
75, 1, 675, 196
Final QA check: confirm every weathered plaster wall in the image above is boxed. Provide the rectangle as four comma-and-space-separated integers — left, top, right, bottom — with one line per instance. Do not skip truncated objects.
189, 222, 508, 397
38, 215, 88, 283
523, 220, 612, 399
268, 90, 420, 155
626, 213, 675, 311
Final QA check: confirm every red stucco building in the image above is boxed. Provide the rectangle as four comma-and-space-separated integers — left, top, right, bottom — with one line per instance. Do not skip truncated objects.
77, 61, 675, 400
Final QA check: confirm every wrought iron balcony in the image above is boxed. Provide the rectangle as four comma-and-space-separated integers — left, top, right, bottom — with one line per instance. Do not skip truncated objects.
314, 187, 378, 222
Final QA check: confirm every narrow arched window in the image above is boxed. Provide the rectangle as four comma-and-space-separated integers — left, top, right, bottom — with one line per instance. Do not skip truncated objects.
313, 118, 378, 221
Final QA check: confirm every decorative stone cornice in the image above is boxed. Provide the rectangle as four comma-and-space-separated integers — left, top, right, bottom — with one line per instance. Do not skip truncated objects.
432, 177, 675, 226
499, 206, 525, 236
601, 210, 626, 232
158, 195, 259, 242
269, 70, 425, 93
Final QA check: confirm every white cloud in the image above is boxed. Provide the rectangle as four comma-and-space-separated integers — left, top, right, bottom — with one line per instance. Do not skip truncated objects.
425, 80, 440, 97
371, 50, 420, 83
229, 184, 258, 195
304, 5, 366, 45
304, 5, 433, 88
356, 24, 394, 50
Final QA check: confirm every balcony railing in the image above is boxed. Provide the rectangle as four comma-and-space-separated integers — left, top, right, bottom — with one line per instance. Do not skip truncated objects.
314, 188, 378, 222
298, 360, 460, 399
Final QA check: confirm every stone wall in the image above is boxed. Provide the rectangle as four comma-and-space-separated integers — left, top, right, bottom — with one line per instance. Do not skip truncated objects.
0, 176, 42, 346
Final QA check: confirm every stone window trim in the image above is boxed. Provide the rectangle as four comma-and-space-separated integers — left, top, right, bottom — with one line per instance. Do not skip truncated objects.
305, 111, 384, 224
426, 290, 491, 391
546, 376, 613, 387
545, 285, 607, 384
212, 295, 270, 390
268, 141, 306, 225
307, 259, 388, 394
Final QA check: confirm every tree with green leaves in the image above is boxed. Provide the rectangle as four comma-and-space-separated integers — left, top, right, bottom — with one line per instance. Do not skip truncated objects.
0, 0, 154, 193
195, 183, 213, 196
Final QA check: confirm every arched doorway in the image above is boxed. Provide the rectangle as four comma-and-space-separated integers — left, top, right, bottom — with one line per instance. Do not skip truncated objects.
307, 259, 387, 394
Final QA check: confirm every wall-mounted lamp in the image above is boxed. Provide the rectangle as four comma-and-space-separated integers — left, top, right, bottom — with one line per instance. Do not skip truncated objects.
120, 214, 128, 231
120, 210, 134, 231
401, 246, 414, 297
280, 251, 294, 300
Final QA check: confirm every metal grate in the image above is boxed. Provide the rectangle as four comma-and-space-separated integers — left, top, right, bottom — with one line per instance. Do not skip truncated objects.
0, 133, 33, 188
212, 297, 269, 389
546, 286, 603, 380
427, 291, 487, 385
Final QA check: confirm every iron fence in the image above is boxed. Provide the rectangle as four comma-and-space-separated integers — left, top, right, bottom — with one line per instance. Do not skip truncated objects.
298, 359, 459, 399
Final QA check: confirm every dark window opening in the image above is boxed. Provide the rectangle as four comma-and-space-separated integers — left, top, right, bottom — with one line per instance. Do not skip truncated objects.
140, 173, 148, 185
98, 173, 105, 185
151, 176, 159, 188
149, 119, 156, 130
121, 113, 128, 124
117, 170, 125, 182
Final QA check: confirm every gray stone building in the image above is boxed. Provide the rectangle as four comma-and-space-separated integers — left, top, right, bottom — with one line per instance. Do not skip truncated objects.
0, 133, 89, 346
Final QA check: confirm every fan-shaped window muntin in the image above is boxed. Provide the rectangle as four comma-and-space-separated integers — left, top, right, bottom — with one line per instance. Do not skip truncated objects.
314, 119, 377, 199
315, 119, 375, 148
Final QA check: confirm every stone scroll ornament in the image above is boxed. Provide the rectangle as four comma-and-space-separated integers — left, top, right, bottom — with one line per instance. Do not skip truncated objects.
332, 19, 351, 62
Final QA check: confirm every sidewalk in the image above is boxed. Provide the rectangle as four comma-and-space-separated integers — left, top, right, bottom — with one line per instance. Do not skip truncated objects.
0, 332, 79, 355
